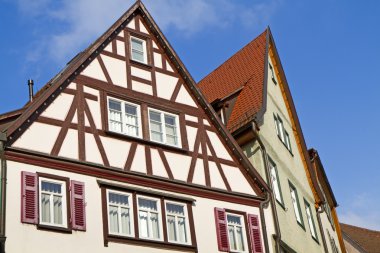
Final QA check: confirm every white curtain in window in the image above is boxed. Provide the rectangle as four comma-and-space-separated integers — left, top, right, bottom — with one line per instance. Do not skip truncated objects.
167, 215, 176, 241
138, 198, 160, 239
178, 217, 187, 243
149, 111, 163, 142
41, 193, 50, 223
165, 115, 177, 146
109, 205, 119, 233
125, 104, 138, 136
53, 195, 63, 225
109, 100, 122, 133
131, 38, 145, 62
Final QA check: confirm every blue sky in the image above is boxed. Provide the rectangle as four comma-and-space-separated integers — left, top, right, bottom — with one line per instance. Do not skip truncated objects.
1, 0, 379, 230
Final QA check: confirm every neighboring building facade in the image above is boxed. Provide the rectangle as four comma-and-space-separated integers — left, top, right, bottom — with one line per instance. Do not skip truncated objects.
0, 2, 275, 252
340, 223, 380, 253
199, 28, 345, 253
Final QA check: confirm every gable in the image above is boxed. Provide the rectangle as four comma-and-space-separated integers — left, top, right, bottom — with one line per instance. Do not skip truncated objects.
7, 3, 266, 197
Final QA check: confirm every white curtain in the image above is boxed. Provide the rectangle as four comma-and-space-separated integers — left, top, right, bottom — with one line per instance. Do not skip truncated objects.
165, 115, 177, 145
53, 195, 62, 225
41, 193, 50, 223
109, 206, 119, 234
125, 104, 138, 136
109, 100, 122, 132
138, 198, 160, 239
149, 111, 163, 142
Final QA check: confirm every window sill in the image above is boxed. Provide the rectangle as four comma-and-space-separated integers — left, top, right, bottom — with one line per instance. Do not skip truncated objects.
130, 59, 152, 70
37, 224, 72, 234
105, 130, 188, 154
106, 234, 197, 251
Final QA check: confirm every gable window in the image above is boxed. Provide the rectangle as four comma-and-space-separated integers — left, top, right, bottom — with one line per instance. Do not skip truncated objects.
137, 196, 163, 240
39, 178, 68, 228
269, 63, 277, 84
108, 97, 142, 138
165, 201, 191, 244
268, 158, 284, 205
214, 208, 263, 253
130, 36, 147, 64
304, 199, 318, 241
289, 182, 304, 227
107, 190, 134, 237
274, 114, 292, 152
149, 108, 181, 147
21, 172, 86, 232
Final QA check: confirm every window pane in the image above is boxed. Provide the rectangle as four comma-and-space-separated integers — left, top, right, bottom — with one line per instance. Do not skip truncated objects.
166, 203, 184, 216
178, 217, 187, 243
151, 212, 160, 239
109, 100, 121, 111
139, 210, 149, 237
236, 226, 245, 251
53, 195, 63, 225
270, 166, 282, 203
121, 207, 131, 235
41, 193, 51, 223
138, 198, 157, 211
165, 115, 175, 126
109, 205, 119, 234
229, 225, 237, 250
291, 188, 301, 223
132, 50, 144, 62
150, 111, 161, 123
131, 38, 143, 52
167, 215, 177, 241
109, 100, 122, 133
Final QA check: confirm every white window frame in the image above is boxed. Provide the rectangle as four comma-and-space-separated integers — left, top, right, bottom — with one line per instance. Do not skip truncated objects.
226, 212, 249, 253
274, 114, 292, 152
106, 190, 135, 237
289, 183, 303, 226
137, 195, 164, 241
304, 200, 318, 240
38, 177, 68, 228
107, 97, 142, 138
130, 36, 148, 64
148, 108, 182, 147
269, 159, 283, 204
164, 200, 191, 245
269, 63, 277, 84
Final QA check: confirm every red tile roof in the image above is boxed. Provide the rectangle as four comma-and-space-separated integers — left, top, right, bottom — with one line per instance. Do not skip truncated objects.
198, 29, 268, 132
341, 223, 380, 253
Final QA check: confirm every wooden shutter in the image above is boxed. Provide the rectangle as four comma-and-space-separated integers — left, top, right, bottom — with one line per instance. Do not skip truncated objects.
248, 214, 263, 253
71, 180, 86, 231
214, 207, 229, 251
21, 171, 38, 224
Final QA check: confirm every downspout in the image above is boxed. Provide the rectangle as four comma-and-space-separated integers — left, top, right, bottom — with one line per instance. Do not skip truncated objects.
316, 205, 329, 253
251, 121, 281, 253
0, 132, 7, 253
259, 192, 271, 253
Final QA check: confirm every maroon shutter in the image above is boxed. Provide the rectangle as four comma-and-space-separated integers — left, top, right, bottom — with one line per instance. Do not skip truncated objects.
21, 171, 38, 224
248, 214, 263, 253
214, 207, 229, 251
71, 180, 86, 231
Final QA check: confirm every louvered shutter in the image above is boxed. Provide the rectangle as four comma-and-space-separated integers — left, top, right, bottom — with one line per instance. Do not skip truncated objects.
248, 214, 263, 253
214, 207, 229, 251
21, 171, 38, 224
71, 180, 86, 231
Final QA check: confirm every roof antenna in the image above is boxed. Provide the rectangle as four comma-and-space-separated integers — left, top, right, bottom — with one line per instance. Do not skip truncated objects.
28, 79, 34, 102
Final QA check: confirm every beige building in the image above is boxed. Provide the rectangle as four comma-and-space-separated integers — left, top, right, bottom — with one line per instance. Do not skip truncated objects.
0, 2, 275, 252
199, 28, 346, 253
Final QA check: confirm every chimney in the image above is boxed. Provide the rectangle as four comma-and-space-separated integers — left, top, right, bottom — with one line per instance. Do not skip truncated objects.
28, 79, 34, 102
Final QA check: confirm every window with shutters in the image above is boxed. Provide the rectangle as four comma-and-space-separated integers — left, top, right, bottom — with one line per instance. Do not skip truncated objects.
214, 208, 263, 253
304, 199, 318, 242
289, 181, 304, 228
21, 171, 86, 232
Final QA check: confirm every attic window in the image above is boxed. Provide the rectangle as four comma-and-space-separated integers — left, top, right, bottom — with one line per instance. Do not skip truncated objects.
269, 63, 277, 85
130, 36, 147, 64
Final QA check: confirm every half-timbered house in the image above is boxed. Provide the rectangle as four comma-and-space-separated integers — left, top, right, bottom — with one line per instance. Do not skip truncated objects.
0, 1, 275, 252
199, 28, 346, 253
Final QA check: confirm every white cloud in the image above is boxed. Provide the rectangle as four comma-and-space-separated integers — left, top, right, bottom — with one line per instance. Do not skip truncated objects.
11, 0, 279, 62
339, 193, 380, 231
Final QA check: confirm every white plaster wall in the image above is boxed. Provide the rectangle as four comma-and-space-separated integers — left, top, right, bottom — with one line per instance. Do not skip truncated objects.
153, 53, 162, 69
41, 93, 74, 121
116, 41, 125, 57
6, 161, 265, 253
100, 137, 131, 168
12, 122, 60, 154
222, 164, 254, 195
131, 80, 153, 95
208, 161, 227, 190
206, 131, 232, 161
175, 85, 197, 107
59, 129, 78, 160
164, 152, 191, 182
130, 144, 146, 174
320, 211, 342, 253
185, 126, 197, 152
131, 67, 151, 81
101, 55, 127, 88
81, 58, 107, 82
155, 72, 178, 100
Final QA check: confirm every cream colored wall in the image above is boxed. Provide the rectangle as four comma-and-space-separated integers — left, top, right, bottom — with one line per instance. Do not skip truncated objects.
343, 238, 361, 253
6, 161, 264, 253
243, 55, 324, 253
320, 211, 342, 253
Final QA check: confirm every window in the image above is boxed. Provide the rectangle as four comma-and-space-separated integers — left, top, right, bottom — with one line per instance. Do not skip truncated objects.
108, 97, 142, 138
268, 158, 284, 205
39, 177, 68, 228
325, 203, 335, 229
269, 63, 277, 84
130, 36, 147, 64
165, 201, 191, 244
21, 172, 86, 231
107, 190, 134, 237
214, 208, 263, 253
149, 108, 181, 147
327, 230, 339, 253
137, 196, 163, 240
274, 114, 292, 152
304, 199, 318, 241
289, 182, 304, 227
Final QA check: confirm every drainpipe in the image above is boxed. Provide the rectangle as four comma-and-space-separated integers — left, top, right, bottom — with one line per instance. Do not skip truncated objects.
0, 132, 7, 253
317, 205, 329, 253
250, 121, 281, 253
259, 192, 271, 253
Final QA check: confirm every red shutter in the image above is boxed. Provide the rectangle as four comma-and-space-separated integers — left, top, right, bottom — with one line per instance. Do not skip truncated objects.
248, 214, 263, 253
70, 180, 86, 231
214, 207, 229, 251
21, 171, 38, 224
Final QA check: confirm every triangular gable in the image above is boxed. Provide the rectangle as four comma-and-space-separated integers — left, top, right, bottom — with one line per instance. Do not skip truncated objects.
5, 1, 268, 197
